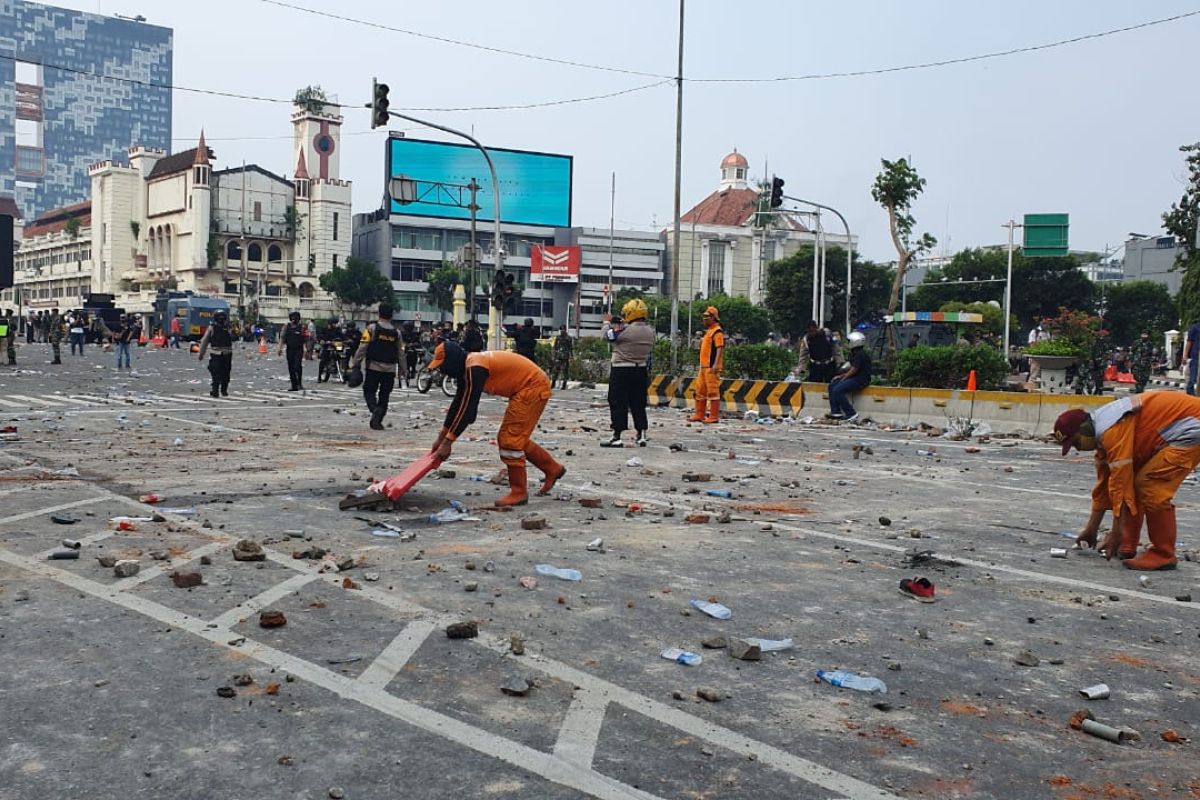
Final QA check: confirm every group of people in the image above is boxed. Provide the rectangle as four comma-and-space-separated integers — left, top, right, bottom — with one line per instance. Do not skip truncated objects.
793, 320, 873, 423
0, 308, 143, 368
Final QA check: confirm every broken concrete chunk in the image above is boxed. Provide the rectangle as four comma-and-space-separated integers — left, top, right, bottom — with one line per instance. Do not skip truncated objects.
521, 514, 548, 531
170, 571, 202, 588
232, 539, 265, 562
113, 560, 140, 578
215, 686, 237, 699
682, 472, 712, 482
97, 555, 118, 568
509, 635, 525, 655
696, 687, 722, 702
685, 513, 710, 524
578, 496, 603, 509
259, 610, 287, 628
445, 620, 478, 639
500, 675, 532, 696
1014, 650, 1040, 667
701, 636, 728, 650
728, 638, 762, 661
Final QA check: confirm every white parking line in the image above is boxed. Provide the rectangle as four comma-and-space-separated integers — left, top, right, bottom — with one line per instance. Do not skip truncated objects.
7, 394, 66, 407
357, 620, 438, 690
207, 572, 320, 629
0, 495, 108, 525
554, 688, 610, 768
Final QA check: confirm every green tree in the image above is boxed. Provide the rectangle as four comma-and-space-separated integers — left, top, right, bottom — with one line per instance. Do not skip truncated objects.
938, 301, 1007, 338
871, 157, 936, 313
1101, 280, 1175, 346
293, 85, 330, 114
764, 245, 893, 337
687, 294, 770, 343
64, 215, 80, 240
283, 205, 304, 242
319, 256, 394, 310
425, 263, 464, 321
1166, 142, 1200, 326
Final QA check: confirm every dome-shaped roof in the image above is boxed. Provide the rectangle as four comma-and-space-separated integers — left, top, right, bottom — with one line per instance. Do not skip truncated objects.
720, 150, 748, 169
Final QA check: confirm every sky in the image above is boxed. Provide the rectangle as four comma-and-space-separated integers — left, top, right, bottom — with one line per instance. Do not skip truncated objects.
45, 0, 1200, 262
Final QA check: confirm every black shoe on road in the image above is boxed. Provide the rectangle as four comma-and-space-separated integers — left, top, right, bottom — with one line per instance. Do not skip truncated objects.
369, 408, 386, 431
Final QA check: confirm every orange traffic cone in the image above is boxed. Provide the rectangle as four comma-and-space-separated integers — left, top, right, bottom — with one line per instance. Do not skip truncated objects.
258, 338, 268, 355
966, 369, 977, 392
137, 331, 147, 347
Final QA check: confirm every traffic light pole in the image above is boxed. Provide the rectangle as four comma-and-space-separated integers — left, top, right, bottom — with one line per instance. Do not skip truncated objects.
378, 107, 505, 349
785, 195, 852, 337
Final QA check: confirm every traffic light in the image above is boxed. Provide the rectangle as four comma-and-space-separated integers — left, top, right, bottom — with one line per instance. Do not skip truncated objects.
491, 270, 507, 310
769, 177, 785, 209
370, 79, 390, 129
501, 271, 516, 311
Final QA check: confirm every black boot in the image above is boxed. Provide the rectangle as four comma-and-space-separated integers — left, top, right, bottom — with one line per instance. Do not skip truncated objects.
370, 407, 386, 430
600, 433, 622, 448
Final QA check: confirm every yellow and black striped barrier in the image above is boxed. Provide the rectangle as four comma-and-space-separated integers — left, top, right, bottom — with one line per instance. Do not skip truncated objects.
652, 375, 803, 417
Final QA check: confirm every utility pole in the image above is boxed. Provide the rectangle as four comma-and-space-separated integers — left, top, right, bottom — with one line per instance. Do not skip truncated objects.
468, 178, 479, 324
1002, 219, 1021, 353
607, 171, 616, 313
786, 195, 853, 337
668, 0, 685, 370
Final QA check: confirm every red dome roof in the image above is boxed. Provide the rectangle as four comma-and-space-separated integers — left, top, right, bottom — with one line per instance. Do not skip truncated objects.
720, 150, 748, 169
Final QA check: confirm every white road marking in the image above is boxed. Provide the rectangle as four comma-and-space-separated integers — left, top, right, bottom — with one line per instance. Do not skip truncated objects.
0, 396, 24, 407
206, 572, 320, 629
0, 495, 108, 525
553, 688, 610, 768
7, 393, 66, 407
115, 540, 230, 589
357, 620, 438, 689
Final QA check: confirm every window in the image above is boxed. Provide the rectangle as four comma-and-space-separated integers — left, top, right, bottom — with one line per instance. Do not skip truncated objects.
298, 283, 315, 299
226, 241, 241, 260
390, 259, 434, 282
247, 243, 262, 262
332, 254, 338, 269
265, 284, 282, 297
736, 168, 745, 179
764, 240, 777, 263
393, 226, 441, 251
267, 244, 282, 262
332, 212, 339, 241
707, 242, 727, 296
224, 282, 239, 294
253, 202, 262, 222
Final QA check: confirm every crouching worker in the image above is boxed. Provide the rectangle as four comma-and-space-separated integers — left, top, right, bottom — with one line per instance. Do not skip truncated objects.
427, 341, 566, 507
1056, 391, 1200, 570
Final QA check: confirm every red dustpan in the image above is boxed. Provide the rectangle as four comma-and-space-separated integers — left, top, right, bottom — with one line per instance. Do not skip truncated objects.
339, 452, 443, 510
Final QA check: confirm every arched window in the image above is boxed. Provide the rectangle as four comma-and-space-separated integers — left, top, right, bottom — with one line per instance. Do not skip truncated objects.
247, 243, 263, 262
298, 282, 315, 299
163, 227, 172, 269
267, 244, 282, 263
226, 241, 241, 261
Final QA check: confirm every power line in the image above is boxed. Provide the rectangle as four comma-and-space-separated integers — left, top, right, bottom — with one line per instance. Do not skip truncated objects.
398, 80, 673, 112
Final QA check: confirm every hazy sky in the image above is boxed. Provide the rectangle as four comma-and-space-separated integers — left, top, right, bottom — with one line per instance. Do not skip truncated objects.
49, 0, 1200, 261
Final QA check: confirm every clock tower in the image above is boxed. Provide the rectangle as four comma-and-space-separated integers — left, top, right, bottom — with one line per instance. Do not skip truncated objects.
291, 100, 351, 280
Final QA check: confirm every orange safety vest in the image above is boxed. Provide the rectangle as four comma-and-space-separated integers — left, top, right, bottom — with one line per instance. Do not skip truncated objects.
699, 324, 725, 371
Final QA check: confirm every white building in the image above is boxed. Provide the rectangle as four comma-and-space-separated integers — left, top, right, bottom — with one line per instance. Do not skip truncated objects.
0, 101, 351, 323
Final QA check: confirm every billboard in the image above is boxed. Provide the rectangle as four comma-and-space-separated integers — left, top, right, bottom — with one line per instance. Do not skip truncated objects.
387, 138, 572, 228
531, 245, 580, 283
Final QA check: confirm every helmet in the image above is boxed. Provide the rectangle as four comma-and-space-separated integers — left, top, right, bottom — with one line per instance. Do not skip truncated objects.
214, 310, 228, 324
702, 306, 719, 320
847, 331, 866, 348
622, 298, 648, 322
426, 340, 467, 378
524, 318, 534, 327
289, 311, 301, 322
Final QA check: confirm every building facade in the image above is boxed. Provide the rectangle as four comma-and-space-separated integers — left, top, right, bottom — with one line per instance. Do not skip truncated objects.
557, 227, 664, 334
664, 151, 855, 317
1, 1, 172, 222
1123, 234, 1182, 295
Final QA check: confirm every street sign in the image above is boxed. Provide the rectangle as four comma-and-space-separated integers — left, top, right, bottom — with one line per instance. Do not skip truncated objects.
1023, 213, 1069, 257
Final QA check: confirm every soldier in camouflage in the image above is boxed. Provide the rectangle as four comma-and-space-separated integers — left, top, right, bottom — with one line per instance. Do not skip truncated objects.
1131, 329, 1153, 394
48, 308, 64, 365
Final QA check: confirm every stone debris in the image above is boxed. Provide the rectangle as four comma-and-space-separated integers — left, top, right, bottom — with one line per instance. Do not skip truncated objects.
328, 788, 346, 799
685, 513, 710, 524
500, 675, 532, 696
509, 635, 525, 655
1014, 650, 1040, 667
579, 496, 603, 509
521, 514, 548, 531
170, 571, 203, 588
232, 673, 254, 687
586, 537, 605, 552
215, 686, 237, 698
232, 539, 266, 562
445, 620, 478, 639
97, 555, 118, 568
696, 687, 722, 702
113, 560, 140, 578
259, 610, 287, 628
701, 636, 729, 649
683, 472, 712, 482
464, 581, 479, 592
728, 638, 762, 661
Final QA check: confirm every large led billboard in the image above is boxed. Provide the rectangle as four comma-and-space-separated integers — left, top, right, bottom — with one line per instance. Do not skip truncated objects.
387, 137, 572, 228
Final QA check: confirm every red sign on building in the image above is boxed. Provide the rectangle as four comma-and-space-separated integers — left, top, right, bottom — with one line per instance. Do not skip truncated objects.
530, 245, 581, 283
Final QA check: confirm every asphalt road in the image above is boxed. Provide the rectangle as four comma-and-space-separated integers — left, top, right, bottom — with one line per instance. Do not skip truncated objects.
1, 341, 1198, 800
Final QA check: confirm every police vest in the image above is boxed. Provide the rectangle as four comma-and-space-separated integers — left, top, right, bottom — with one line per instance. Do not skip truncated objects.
807, 331, 833, 361
283, 322, 305, 349
209, 325, 233, 348
366, 324, 400, 364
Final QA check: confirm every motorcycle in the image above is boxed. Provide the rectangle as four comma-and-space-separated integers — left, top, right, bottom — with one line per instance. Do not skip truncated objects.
414, 351, 457, 397
318, 339, 348, 383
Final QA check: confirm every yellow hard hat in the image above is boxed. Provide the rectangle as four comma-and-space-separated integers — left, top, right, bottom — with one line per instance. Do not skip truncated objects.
622, 298, 648, 322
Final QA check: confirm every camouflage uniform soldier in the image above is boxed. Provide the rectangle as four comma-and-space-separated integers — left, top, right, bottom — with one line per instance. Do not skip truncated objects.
1131, 329, 1153, 394
48, 308, 64, 365
1, 310, 15, 365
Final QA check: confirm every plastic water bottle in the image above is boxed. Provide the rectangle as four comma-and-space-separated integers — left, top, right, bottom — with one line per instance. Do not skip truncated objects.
833, 479, 855, 486
816, 669, 887, 694
916, 449, 936, 457
689, 599, 732, 619
750, 638, 794, 652
535, 564, 581, 581
428, 500, 472, 524
705, 489, 733, 498
660, 648, 702, 666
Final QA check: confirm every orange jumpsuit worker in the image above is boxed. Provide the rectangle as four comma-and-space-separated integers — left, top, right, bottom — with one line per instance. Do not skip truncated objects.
428, 340, 566, 507
1055, 391, 1200, 571
688, 306, 725, 424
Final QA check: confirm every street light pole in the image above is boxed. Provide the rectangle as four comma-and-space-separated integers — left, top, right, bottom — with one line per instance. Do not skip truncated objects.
668, 0, 685, 370
1002, 219, 1021, 353
786, 195, 852, 336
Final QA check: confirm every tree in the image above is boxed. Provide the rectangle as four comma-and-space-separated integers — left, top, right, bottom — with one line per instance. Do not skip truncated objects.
64, 215, 80, 240
294, 85, 331, 114
319, 256, 394, 310
1101, 280, 1175, 346
687, 294, 770, 343
425, 263, 464, 321
1166, 143, 1200, 326
764, 245, 893, 337
283, 206, 304, 242
871, 158, 936, 314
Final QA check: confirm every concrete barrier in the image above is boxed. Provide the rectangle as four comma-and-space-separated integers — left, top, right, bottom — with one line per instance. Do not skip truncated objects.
659, 375, 804, 417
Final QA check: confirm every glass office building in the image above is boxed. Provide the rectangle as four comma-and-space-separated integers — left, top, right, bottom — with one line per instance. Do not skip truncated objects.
1, 1, 172, 221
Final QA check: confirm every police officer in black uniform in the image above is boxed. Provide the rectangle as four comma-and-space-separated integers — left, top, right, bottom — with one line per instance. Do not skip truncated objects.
198, 310, 234, 397
351, 303, 403, 430
278, 311, 306, 391
401, 320, 421, 386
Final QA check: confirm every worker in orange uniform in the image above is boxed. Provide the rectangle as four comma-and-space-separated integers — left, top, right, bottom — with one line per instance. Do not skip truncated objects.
427, 340, 566, 507
688, 306, 725, 424
1055, 391, 1200, 571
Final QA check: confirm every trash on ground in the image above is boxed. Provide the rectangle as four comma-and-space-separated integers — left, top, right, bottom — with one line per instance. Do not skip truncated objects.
625, 456, 643, 467
586, 537, 605, 552
728, 638, 762, 661
1080, 716, 1140, 744
689, 599, 732, 619
816, 669, 887, 694
705, 489, 733, 498
661, 648, 702, 666
535, 564, 581, 581
500, 675, 532, 696
1079, 683, 1111, 700
429, 500, 478, 524
1050, 547, 1069, 559
899, 577, 937, 603
50, 514, 79, 525
52, 467, 80, 477
139, 493, 163, 504
47, 547, 80, 560
748, 638, 794, 652
519, 576, 537, 590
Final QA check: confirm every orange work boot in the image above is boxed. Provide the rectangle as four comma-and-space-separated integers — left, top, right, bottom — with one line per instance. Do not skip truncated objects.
1118, 512, 1143, 560
494, 464, 529, 507
687, 399, 706, 423
1124, 508, 1177, 570
702, 398, 721, 424
525, 442, 566, 496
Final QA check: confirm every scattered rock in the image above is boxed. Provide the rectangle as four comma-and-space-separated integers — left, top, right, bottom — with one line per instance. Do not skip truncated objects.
113, 560, 140, 578
232, 539, 265, 562
97, 555, 118, 568
170, 571, 202, 588
336, 556, 356, 572
510, 635, 525, 655
464, 581, 479, 592
293, 546, 327, 560
436, 468, 457, 479
878, 516, 892, 527
363, 572, 380, 582
1069, 709, 1094, 730
1161, 729, 1187, 743
199, 555, 212, 566
728, 638, 762, 661
696, 687, 722, 703
148, 550, 169, 561
328, 788, 346, 800
716, 510, 732, 524
1175, 594, 1192, 603
259, 610, 287, 628
521, 514, 548, 531
215, 686, 237, 699
341, 577, 360, 590
579, 496, 603, 509
232, 673, 254, 687
1014, 650, 1040, 667
500, 675, 532, 696
682, 472, 712, 482
701, 635, 728, 649
446, 620, 478, 639
685, 513, 710, 524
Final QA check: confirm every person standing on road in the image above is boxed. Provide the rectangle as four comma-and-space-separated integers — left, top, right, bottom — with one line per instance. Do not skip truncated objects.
1131, 329, 1153, 394
68, 311, 86, 356
462, 318, 485, 354
198, 310, 234, 397
351, 303, 403, 431
48, 309, 64, 364
169, 315, 182, 348
688, 306, 725, 424
114, 315, 137, 369
1183, 318, 1200, 395
1, 309, 15, 365
549, 325, 573, 390
401, 321, 421, 387
795, 320, 839, 383
514, 318, 538, 362
26, 311, 36, 344
278, 311, 305, 391
826, 330, 871, 423
601, 299, 656, 447
305, 319, 317, 360
1056, 392, 1200, 571
427, 340, 565, 507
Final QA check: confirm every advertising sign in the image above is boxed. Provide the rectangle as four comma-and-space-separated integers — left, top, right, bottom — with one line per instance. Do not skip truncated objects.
388, 138, 572, 228
531, 245, 580, 283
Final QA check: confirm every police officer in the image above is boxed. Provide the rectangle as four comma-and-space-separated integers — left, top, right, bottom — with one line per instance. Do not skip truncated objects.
278, 311, 306, 391
601, 299, 656, 447
351, 302, 403, 430
549, 325, 573, 390
1131, 329, 1153, 394
198, 310, 234, 397
401, 321, 421, 385
796, 320, 839, 383
48, 308, 64, 365
514, 318, 538, 362
1, 309, 15, 365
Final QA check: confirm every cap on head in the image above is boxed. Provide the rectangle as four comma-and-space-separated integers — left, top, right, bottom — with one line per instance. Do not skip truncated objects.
427, 340, 467, 378
1053, 408, 1090, 456
524, 318, 534, 327
703, 306, 719, 321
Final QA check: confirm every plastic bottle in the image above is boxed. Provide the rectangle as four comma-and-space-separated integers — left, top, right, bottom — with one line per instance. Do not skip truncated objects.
750, 638, 794, 652
660, 648, 702, 666
816, 669, 887, 694
469, 475, 487, 482
689, 599, 732, 619
705, 489, 733, 498
428, 500, 472, 524
916, 449, 936, 457
139, 493, 162, 504
832, 479, 855, 486
535, 564, 582, 581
